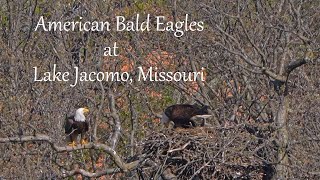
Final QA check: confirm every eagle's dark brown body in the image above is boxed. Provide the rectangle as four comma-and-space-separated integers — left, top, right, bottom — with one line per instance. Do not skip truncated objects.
65, 115, 89, 143
163, 104, 209, 128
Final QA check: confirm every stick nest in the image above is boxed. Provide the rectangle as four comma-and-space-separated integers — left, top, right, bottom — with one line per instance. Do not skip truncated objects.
137, 126, 274, 179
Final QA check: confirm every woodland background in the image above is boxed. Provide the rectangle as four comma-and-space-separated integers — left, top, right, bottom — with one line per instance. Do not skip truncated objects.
0, 0, 319, 179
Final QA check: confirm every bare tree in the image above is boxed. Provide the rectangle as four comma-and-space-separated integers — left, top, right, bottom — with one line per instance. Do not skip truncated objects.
0, 0, 319, 179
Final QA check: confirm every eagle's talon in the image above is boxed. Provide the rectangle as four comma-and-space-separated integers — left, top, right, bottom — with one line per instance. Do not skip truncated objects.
81, 139, 88, 145
68, 141, 77, 147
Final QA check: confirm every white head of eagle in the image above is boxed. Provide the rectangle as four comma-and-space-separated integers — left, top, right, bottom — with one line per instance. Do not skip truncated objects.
75, 108, 89, 122
64, 107, 90, 146
161, 104, 211, 128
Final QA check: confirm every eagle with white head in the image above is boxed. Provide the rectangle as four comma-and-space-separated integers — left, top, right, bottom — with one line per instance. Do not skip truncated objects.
64, 107, 89, 146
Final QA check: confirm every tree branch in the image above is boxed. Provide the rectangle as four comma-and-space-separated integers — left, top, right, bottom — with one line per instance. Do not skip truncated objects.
108, 91, 121, 149
285, 58, 307, 74
0, 134, 140, 175
262, 68, 287, 82
62, 167, 121, 178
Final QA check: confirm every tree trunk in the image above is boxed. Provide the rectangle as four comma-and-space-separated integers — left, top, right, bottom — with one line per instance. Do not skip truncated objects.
275, 93, 289, 179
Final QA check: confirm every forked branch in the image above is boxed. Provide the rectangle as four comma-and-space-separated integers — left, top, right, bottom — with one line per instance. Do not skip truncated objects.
0, 134, 140, 177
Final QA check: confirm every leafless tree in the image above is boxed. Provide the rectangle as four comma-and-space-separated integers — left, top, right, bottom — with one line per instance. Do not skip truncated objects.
0, 0, 319, 179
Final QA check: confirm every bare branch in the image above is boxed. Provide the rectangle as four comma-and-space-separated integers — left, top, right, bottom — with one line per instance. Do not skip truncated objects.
108, 91, 121, 149
0, 134, 140, 173
262, 68, 287, 82
167, 141, 191, 153
62, 167, 121, 178
285, 58, 307, 75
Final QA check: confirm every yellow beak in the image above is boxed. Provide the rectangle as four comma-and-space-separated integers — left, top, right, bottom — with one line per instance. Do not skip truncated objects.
83, 108, 89, 113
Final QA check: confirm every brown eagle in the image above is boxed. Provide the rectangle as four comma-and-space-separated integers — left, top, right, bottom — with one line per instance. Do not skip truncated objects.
161, 104, 211, 128
64, 108, 89, 146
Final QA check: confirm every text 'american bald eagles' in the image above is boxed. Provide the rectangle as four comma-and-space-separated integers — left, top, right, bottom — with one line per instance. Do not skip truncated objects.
34, 14, 204, 38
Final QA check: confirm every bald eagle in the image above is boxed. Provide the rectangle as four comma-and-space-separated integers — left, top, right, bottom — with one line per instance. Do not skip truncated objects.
161, 104, 211, 128
64, 108, 89, 146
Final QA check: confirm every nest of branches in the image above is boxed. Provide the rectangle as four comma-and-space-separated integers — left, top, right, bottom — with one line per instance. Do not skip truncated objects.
136, 126, 275, 179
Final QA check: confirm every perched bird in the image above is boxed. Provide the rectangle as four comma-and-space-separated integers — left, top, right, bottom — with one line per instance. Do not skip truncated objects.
64, 108, 89, 146
161, 104, 211, 128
